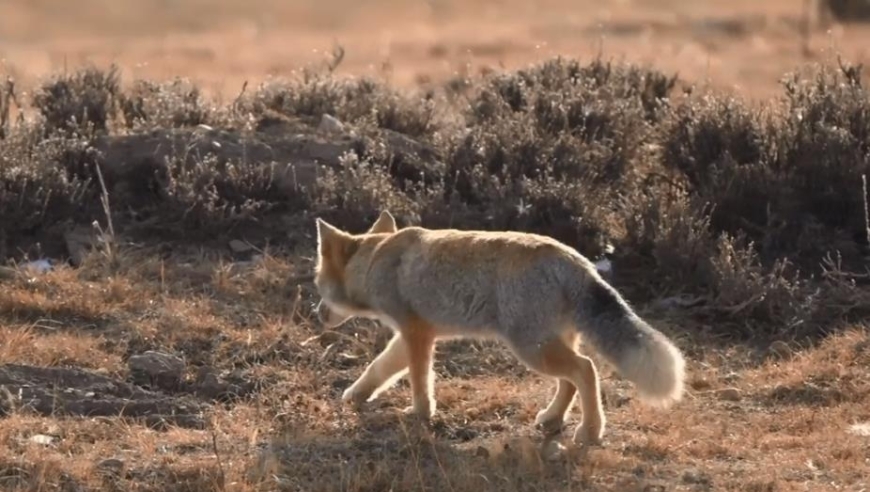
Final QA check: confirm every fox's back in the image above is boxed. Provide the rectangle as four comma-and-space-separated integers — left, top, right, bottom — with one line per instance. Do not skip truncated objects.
381, 227, 592, 334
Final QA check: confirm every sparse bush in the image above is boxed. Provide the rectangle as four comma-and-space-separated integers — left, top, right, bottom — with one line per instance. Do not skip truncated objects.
437, 58, 676, 255
309, 152, 433, 231
659, 61, 870, 271
119, 78, 212, 129
621, 191, 715, 293
776, 63, 870, 261
659, 94, 779, 243
158, 154, 302, 235
32, 66, 121, 136
706, 233, 817, 335
0, 125, 96, 239
249, 73, 440, 137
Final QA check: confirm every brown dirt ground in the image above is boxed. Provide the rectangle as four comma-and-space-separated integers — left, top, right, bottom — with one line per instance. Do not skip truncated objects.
2, 1, 870, 491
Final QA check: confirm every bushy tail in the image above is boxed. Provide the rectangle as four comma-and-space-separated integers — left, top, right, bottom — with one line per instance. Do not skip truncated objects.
572, 277, 685, 407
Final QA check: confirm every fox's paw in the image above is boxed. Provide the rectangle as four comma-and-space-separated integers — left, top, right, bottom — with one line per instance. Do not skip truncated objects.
534, 409, 566, 436
402, 399, 435, 420
341, 384, 373, 408
572, 421, 604, 447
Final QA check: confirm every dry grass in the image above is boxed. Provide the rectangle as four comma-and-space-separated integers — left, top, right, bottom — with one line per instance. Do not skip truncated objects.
0, 247, 868, 491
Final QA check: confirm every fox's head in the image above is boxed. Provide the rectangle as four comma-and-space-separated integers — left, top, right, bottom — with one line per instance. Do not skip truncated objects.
313, 210, 398, 328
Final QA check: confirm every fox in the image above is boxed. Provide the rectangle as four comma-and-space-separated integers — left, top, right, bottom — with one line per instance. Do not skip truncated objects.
312, 210, 685, 445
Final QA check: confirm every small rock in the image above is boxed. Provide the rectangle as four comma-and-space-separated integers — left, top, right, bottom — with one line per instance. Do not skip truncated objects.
0, 266, 17, 280
318, 114, 345, 134
475, 445, 490, 459
95, 458, 125, 477
22, 259, 53, 274
541, 440, 567, 462
721, 372, 740, 384
768, 340, 793, 359
848, 422, 870, 437
716, 387, 742, 402
682, 468, 712, 485
29, 434, 58, 446
690, 378, 713, 390
195, 368, 229, 400
128, 351, 185, 389
228, 239, 253, 254
64, 225, 100, 267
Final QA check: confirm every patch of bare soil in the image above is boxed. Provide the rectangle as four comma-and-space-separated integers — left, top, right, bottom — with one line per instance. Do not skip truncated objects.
0, 353, 258, 430
0, 363, 205, 430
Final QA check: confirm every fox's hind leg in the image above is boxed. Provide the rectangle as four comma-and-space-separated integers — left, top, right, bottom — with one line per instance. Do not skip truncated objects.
342, 334, 409, 406
534, 332, 580, 433
399, 318, 437, 419
512, 337, 605, 445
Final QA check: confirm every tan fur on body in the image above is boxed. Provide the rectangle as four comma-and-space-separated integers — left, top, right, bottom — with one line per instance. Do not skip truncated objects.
313, 211, 686, 445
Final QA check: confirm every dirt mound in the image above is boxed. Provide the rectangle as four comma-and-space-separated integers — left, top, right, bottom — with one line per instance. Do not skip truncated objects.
0, 363, 205, 429
3, 110, 442, 261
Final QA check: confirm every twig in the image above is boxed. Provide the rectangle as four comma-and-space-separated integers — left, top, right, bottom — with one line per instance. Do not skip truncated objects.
862, 174, 869, 255
211, 431, 227, 491
93, 161, 117, 265
0, 77, 20, 139
232, 80, 248, 112
718, 291, 766, 315
327, 43, 345, 73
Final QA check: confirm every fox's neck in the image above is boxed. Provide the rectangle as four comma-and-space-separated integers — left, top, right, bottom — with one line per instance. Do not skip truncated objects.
342, 240, 383, 312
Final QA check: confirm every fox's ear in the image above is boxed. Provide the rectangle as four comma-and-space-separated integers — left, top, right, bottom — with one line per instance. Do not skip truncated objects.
367, 210, 397, 234
316, 218, 345, 252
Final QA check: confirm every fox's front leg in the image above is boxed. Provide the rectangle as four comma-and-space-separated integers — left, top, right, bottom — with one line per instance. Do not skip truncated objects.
535, 378, 578, 434
342, 334, 409, 406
